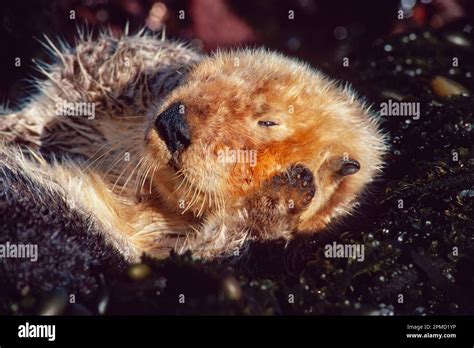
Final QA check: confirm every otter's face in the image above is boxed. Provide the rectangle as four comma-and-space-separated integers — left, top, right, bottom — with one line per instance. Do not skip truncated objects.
145, 50, 385, 231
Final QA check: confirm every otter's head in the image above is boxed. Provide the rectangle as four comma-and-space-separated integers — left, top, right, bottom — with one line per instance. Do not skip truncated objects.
145, 49, 386, 232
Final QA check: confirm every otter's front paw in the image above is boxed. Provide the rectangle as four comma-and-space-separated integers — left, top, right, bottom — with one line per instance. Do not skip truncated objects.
263, 164, 316, 214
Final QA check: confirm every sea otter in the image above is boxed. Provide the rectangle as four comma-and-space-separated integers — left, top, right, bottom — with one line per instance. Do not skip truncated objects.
0, 29, 386, 264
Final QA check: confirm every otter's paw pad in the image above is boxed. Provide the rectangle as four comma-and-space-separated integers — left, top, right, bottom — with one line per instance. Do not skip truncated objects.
268, 164, 316, 212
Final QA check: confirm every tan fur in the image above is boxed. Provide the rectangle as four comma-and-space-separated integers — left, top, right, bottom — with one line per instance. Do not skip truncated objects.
0, 31, 386, 260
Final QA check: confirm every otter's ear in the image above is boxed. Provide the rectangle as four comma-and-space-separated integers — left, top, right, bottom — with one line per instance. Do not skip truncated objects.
333, 157, 360, 177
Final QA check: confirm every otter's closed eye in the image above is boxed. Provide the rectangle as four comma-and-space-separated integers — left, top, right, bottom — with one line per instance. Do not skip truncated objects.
258, 120, 279, 127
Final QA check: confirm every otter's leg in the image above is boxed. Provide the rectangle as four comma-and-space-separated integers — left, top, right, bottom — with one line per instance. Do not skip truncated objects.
1, 34, 200, 161
0, 110, 53, 150
182, 165, 316, 259
243, 164, 316, 239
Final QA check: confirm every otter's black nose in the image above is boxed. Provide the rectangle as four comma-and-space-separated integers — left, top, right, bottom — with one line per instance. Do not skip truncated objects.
155, 102, 191, 154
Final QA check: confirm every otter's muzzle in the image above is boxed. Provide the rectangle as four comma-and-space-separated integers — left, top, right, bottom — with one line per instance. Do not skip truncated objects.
155, 102, 191, 155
